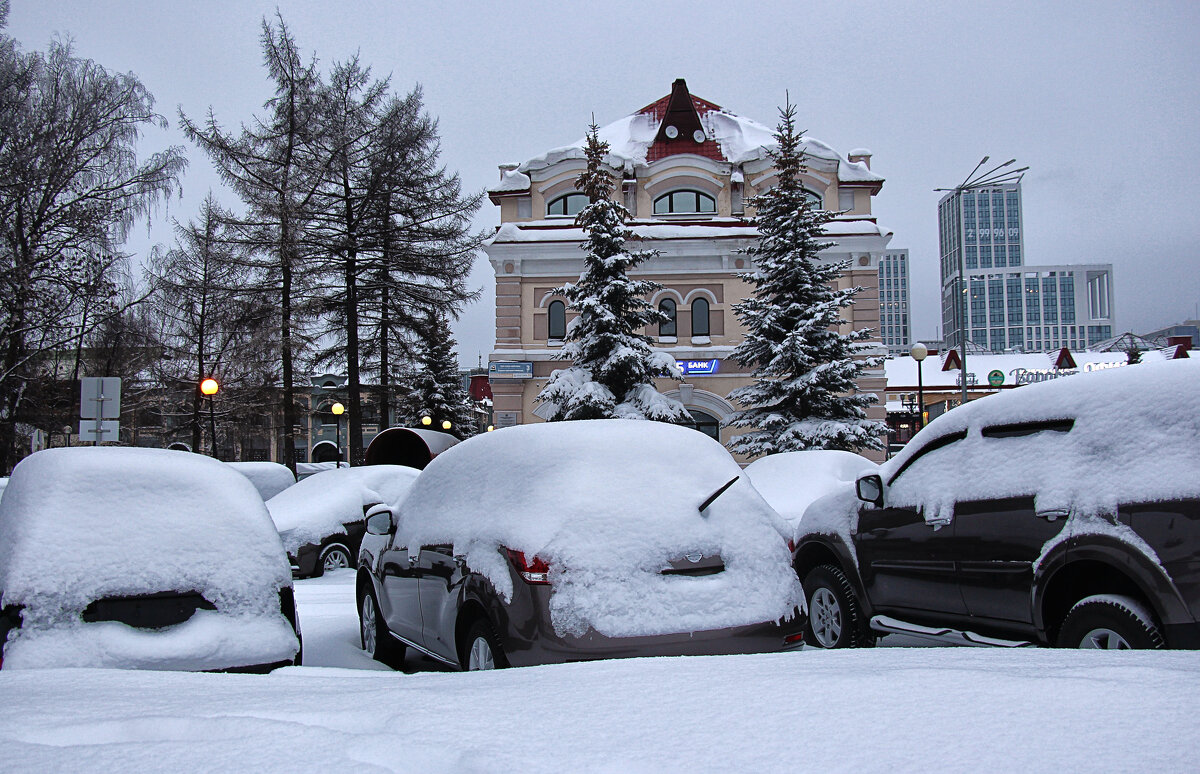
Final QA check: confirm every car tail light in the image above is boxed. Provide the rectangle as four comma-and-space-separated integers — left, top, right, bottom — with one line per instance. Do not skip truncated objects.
787, 538, 795, 552
784, 632, 805, 645
505, 548, 551, 585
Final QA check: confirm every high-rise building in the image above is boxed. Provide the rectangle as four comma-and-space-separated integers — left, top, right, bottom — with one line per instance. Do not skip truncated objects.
938, 181, 1114, 353
878, 249, 911, 355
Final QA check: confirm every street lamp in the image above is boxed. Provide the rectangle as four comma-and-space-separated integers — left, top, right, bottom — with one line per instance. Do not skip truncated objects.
420, 415, 432, 426
936, 157, 1028, 404
441, 420, 452, 431
331, 402, 344, 467
199, 377, 219, 459
910, 343, 928, 432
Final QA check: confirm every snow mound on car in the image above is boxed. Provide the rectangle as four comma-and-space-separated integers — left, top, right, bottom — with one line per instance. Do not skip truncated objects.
0, 447, 297, 670
227, 461, 296, 501
267, 465, 420, 554
744, 450, 877, 529
397, 420, 802, 638
883, 359, 1200, 524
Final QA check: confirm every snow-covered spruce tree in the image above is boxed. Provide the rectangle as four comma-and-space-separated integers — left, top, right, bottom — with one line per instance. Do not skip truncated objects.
536, 124, 688, 423
406, 312, 476, 437
724, 102, 885, 455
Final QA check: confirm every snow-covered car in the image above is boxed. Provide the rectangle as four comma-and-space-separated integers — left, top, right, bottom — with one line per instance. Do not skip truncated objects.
226, 461, 296, 500
793, 359, 1200, 650
0, 447, 302, 671
743, 450, 877, 532
356, 420, 804, 670
268, 465, 421, 578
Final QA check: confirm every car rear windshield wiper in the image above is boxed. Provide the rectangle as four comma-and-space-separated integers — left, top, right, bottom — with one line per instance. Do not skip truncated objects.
699, 476, 740, 515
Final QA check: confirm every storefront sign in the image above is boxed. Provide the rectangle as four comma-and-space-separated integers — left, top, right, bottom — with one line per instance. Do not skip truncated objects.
1010, 367, 1077, 385
488, 361, 533, 379
987, 369, 1005, 388
676, 359, 720, 376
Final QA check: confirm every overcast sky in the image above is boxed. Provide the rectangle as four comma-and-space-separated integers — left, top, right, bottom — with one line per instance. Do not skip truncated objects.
9, 0, 1200, 365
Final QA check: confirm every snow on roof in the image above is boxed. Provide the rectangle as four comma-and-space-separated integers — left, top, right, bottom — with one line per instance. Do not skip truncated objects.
488, 165, 533, 194
516, 86, 883, 184
884, 349, 1176, 390
486, 217, 890, 245
226, 461, 296, 501
0, 447, 298, 669
396, 420, 802, 638
744, 450, 878, 529
884, 359, 1200, 522
267, 465, 420, 554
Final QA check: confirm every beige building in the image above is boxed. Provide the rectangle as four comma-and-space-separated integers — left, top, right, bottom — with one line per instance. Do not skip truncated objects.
483, 79, 892, 458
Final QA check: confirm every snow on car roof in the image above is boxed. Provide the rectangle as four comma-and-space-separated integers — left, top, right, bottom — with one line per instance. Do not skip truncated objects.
0, 447, 292, 617
883, 359, 1200, 523
744, 450, 877, 528
267, 465, 420, 554
226, 461, 296, 501
397, 420, 802, 638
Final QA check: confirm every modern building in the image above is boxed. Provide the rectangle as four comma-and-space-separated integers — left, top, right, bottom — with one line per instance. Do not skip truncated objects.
483, 79, 892, 456
878, 249, 911, 356
938, 182, 1115, 353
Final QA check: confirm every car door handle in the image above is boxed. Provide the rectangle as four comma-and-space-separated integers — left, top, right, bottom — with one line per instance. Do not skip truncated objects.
1036, 509, 1070, 522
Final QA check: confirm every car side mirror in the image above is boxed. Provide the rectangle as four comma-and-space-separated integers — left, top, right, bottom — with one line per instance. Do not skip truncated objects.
856, 474, 885, 508
365, 507, 396, 536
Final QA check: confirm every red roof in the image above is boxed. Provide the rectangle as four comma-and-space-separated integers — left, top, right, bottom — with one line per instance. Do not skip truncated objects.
637, 91, 728, 163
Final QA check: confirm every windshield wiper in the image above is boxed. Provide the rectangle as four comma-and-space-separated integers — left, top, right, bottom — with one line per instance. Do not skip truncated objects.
699, 476, 740, 515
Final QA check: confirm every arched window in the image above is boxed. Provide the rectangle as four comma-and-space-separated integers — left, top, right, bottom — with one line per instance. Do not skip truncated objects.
802, 188, 823, 207
689, 410, 720, 441
691, 297, 710, 337
547, 193, 588, 217
548, 300, 566, 341
659, 298, 677, 337
653, 190, 716, 215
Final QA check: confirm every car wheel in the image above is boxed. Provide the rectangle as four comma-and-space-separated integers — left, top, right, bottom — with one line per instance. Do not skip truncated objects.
461, 618, 508, 671
320, 543, 354, 573
359, 588, 405, 667
802, 564, 874, 649
1057, 594, 1165, 650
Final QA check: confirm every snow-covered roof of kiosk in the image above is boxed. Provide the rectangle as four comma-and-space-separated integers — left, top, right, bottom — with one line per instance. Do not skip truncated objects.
488, 79, 882, 194
0, 447, 298, 670
394, 420, 802, 639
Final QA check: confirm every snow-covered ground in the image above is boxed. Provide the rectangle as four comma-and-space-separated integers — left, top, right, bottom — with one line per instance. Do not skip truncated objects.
1, 569, 1197, 772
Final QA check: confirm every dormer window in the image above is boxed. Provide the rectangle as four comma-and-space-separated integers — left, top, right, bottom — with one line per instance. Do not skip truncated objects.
547, 193, 588, 217
653, 190, 716, 216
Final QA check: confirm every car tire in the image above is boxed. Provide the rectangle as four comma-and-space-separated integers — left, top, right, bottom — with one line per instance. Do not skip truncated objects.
802, 564, 875, 649
359, 588, 405, 668
320, 543, 354, 574
1057, 594, 1165, 650
460, 618, 508, 671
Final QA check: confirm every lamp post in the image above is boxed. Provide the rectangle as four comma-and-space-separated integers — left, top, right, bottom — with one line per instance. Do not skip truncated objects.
936, 157, 1028, 404
441, 420, 452, 431
420, 415, 431, 427
331, 402, 344, 467
910, 343, 928, 432
199, 377, 219, 459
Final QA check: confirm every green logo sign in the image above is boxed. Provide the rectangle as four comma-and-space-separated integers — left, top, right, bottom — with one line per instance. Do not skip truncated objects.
988, 369, 1005, 387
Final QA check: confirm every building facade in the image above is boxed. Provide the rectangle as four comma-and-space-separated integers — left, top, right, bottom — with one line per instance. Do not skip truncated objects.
938, 182, 1115, 353
483, 79, 892, 456
878, 249, 911, 355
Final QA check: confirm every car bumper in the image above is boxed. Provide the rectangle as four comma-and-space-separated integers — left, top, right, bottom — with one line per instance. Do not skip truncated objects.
290, 545, 320, 578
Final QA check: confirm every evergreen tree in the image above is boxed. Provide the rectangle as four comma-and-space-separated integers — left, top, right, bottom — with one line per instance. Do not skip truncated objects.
536, 124, 688, 423
724, 102, 885, 456
404, 312, 475, 437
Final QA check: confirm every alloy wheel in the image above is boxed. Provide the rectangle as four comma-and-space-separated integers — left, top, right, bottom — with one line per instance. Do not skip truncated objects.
323, 547, 351, 572
361, 594, 377, 655
468, 636, 495, 670
810, 587, 843, 648
1079, 627, 1131, 650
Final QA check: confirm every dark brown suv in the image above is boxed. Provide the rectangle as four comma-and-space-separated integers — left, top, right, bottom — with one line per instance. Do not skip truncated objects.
793, 359, 1200, 650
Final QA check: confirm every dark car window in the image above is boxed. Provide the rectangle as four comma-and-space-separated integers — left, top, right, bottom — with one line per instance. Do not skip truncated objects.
981, 418, 1074, 439
887, 430, 967, 486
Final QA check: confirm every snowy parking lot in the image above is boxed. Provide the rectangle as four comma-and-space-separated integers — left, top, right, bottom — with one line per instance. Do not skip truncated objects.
1, 569, 1198, 773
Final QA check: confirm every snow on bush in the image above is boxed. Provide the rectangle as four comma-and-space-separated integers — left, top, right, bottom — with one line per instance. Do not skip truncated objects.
0, 447, 297, 670
396, 420, 803, 638
744, 450, 877, 529
227, 461, 296, 501
267, 465, 420, 554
